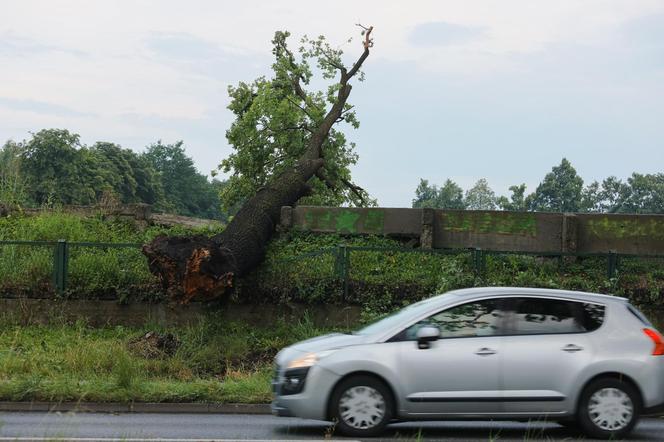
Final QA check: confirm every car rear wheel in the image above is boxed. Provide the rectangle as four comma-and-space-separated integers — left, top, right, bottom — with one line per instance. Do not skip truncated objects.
330, 375, 393, 437
577, 377, 640, 439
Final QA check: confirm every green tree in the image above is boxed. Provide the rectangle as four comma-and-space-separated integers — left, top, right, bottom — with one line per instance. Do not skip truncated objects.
0, 140, 28, 206
143, 25, 375, 302
412, 178, 465, 209
598, 176, 629, 212
20, 129, 105, 205
437, 179, 465, 209
143, 141, 222, 218
217, 30, 371, 211
580, 181, 601, 212
91, 142, 164, 205
618, 173, 664, 214
412, 179, 439, 208
464, 178, 496, 210
497, 184, 529, 211
530, 158, 584, 212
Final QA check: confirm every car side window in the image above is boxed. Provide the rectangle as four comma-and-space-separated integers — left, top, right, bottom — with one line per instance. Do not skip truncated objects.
504, 297, 605, 335
390, 299, 504, 341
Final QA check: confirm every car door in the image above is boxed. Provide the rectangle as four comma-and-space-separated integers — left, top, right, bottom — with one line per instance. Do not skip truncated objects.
390, 298, 506, 416
499, 297, 604, 414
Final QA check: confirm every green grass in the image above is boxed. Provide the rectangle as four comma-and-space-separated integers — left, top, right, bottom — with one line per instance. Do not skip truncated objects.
0, 315, 338, 403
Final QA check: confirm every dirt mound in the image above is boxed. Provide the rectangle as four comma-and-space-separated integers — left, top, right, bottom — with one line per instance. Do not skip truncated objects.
128, 331, 180, 358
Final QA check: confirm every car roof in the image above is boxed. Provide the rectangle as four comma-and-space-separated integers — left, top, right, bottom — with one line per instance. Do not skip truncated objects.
427, 286, 627, 308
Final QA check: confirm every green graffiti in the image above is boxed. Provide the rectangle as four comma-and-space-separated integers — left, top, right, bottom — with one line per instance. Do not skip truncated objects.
300, 208, 384, 234
441, 212, 537, 236
364, 210, 385, 233
303, 210, 333, 230
587, 217, 664, 240
336, 210, 361, 233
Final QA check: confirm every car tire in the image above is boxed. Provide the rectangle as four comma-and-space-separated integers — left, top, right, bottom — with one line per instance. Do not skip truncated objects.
330, 375, 393, 437
577, 377, 640, 440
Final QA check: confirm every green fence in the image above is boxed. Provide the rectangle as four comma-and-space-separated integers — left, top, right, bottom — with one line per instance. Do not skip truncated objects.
271, 245, 664, 303
0, 240, 143, 295
1, 240, 663, 300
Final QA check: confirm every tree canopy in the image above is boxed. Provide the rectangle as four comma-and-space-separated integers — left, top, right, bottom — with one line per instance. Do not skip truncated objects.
1, 129, 228, 220
529, 158, 583, 212
413, 179, 465, 209
217, 30, 372, 211
413, 158, 664, 214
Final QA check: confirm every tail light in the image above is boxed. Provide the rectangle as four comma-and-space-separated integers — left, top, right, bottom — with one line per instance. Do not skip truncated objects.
643, 328, 664, 356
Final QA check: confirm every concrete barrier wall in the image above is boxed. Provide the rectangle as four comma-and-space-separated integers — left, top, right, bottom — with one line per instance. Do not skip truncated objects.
0, 298, 361, 328
283, 206, 664, 255
577, 214, 664, 254
289, 206, 422, 236
434, 210, 563, 252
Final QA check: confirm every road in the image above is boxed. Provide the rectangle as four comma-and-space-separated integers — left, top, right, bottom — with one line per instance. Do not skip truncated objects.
1, 412, 664, 441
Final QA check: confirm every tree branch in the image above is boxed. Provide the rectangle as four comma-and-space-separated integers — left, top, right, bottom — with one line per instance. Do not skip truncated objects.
346, 25, 373, 80
301, 25, 373, 162
321, 51, 347, 75
315, 169, 336, 190
341, 177, 368, 205
292, 77, 308, 102
286, 96, 317, 122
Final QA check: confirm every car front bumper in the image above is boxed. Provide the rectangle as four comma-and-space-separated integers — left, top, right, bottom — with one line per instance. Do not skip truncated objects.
271, 364, 341, 421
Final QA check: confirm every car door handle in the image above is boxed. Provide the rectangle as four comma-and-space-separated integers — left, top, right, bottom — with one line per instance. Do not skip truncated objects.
562, 344, 584, 352
474, 347, 497, 356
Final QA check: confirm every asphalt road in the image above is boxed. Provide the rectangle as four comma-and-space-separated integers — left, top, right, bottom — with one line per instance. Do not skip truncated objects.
1, 412, 663, 441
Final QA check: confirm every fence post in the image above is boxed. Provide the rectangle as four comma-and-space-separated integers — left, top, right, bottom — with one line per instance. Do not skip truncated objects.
473, 248, 485, 279
335, 244, 350, 302
607, 251, 619, 279
53, 239, 69, 294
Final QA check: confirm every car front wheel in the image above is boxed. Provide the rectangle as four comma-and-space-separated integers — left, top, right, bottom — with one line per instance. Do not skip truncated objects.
330, 375, 393, 437
577, 377, 640, 439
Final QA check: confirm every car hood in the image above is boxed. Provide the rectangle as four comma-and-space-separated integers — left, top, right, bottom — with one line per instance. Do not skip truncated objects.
276, 333, 369, 366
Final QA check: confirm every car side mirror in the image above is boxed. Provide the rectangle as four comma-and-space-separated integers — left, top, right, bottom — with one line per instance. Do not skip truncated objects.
416, 326, 440, 349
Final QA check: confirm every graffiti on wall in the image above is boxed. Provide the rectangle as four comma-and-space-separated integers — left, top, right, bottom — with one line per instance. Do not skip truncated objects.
301, 209, 385, 234
586, 217, 664, 240
440, 212, 538, 236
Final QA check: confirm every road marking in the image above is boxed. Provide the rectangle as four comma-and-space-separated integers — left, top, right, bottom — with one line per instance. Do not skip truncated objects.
0, 439, 359, 442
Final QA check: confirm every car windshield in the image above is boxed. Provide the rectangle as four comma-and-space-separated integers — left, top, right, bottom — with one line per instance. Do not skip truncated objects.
354, 294, 458, 336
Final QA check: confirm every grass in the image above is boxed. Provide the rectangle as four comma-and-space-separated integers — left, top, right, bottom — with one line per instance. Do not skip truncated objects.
0, 314, 339, 403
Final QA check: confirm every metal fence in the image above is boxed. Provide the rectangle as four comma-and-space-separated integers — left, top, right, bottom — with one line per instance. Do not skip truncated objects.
1, 240, 663, 297
281, 245, 664, 302
0, 240, 142, 294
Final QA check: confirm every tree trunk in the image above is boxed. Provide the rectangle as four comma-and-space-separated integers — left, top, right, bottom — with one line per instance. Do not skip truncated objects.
142, 27, 373, 303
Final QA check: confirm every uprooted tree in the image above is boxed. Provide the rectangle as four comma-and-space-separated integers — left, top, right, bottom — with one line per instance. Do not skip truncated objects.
143, 25, 374, 303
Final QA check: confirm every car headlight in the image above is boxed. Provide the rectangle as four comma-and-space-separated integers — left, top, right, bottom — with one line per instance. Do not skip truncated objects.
286, 350, 336, 369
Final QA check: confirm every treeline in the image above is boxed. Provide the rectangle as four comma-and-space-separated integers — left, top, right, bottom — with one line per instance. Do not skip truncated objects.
413, 158, 664, 214
0, 129, 230, 220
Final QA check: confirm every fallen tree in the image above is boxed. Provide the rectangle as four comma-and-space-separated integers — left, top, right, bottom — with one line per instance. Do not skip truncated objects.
143, 26, 374, 303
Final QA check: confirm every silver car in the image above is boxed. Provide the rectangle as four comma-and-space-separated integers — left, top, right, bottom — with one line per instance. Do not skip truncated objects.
271, 287, 664, 439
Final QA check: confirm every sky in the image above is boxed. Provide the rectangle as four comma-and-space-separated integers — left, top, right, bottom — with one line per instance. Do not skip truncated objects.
1, 0, 663, 207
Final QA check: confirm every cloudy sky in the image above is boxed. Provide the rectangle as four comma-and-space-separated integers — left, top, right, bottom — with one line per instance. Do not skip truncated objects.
2, 0, 663, 206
